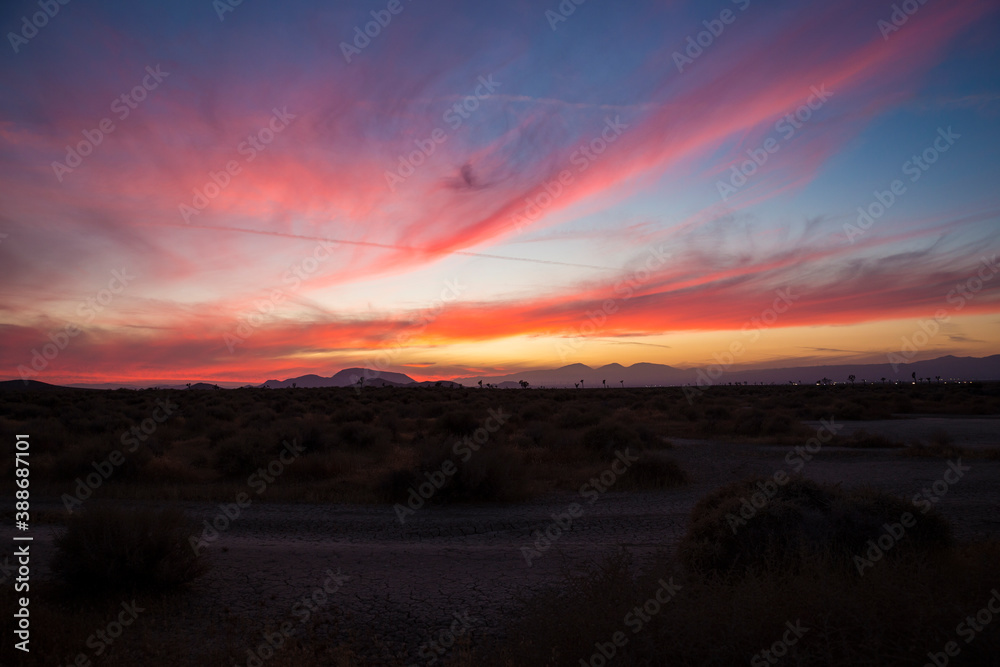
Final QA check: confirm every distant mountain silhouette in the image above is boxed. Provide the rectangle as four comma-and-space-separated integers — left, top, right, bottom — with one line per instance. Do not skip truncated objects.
262, 368, 417, 389
0, 379, 80, 391
453, 355, 1000, 387
4, 355, 997, 391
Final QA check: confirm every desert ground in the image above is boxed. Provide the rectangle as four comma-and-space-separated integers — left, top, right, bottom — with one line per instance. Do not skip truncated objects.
2, 383, 999, 665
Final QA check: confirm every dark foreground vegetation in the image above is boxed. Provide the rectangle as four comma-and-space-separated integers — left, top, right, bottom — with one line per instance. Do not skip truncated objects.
2, 498, 998, 666
1, 382, 998, 665
2, 381, 999, 505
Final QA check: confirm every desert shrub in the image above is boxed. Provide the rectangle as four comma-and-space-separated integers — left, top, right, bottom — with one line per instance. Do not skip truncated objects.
236, 407, 278, 428
615, 454, 688, 489
835, 430, 905, 448
336, 421, 389, 450
731, 408, 766, 436
901, 442, 1000, 461
384, 446, 528, 504
631, 421, 671, 448
377, 409, 401, 438
491, 543, 1000, 667
580, 422, 642, 456
421, 401, 447, 418
212, 429, 288, 478
379, 467, 421, 502
833, 400, 865, 421
335, 403, 376, 424
52, 506, 209, 593
520, 400, 556, 422
556, 408, 601, 428
281, 452, 345, 482
436, 410, 479, 435
704, 405, 731, 420
445, 446, 528, 502
761, 411, 794, 435
47, 443, 152, 483
678, 477, 951, 577
206, 405, 236, 421
928, 428, 953, 447
295, 419, 332, 452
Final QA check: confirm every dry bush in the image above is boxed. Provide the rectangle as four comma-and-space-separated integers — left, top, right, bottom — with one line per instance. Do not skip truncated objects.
436, 409, 480, 436
336, 420, 391, 450
580, 421, 643, 456
834, 429, 905, 448
51, 506, 209, 593
615, 454, 688, 490
486, 542, 1000, 667
382, 444, 529, 504
678, 477, 951, 577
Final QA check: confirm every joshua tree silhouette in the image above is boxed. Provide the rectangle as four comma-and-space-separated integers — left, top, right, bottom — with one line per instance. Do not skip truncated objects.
478, 379, 483, 389
574, 383, 579, 389
619, 380, 624, 388
580, 379, 585, 389
848, 374, 855, 385
519, 380, 529, 389
912, 372, 916, 382
602, 379, 607, 388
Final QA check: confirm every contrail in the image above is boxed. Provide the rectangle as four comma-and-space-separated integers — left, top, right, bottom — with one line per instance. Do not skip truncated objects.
150, 222, 616, 271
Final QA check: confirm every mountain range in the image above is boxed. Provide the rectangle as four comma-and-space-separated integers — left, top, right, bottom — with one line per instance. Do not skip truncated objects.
4, 355, 998, 391
448, 355, 1000, 388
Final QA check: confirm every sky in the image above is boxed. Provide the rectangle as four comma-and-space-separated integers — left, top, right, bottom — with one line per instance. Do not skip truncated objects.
1, 0, 999, 386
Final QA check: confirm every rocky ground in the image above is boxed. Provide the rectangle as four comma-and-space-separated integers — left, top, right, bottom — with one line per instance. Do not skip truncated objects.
19, 418, 1000, 663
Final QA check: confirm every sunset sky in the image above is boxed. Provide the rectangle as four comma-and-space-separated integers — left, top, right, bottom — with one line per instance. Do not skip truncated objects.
2, 0, 999, 385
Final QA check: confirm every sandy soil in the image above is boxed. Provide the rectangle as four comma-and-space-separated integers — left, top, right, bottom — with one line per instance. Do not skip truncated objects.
22, 421, 1000, 662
